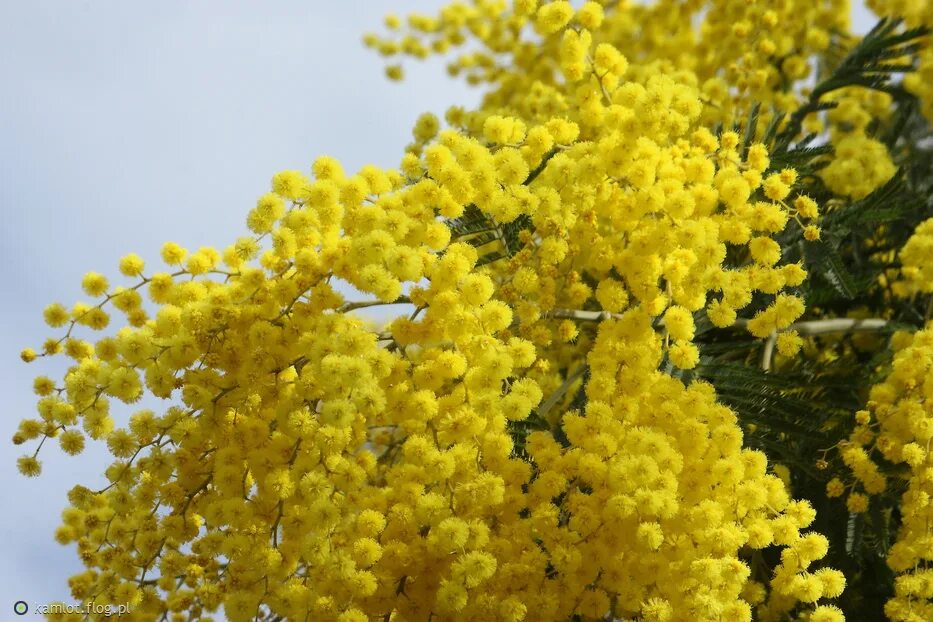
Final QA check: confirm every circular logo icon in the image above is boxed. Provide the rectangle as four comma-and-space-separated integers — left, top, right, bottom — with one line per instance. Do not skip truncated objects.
14, 601, 28, 615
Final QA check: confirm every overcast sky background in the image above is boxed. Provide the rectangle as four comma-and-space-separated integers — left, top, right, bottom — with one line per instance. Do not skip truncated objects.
0, 0, 875, 616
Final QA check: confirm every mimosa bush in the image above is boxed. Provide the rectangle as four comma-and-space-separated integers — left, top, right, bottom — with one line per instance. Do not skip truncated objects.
15, 1, 933, 620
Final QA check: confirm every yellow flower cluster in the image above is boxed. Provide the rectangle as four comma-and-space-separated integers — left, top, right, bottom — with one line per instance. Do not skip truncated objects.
871, 2, 933, 122
819, 133, 897, 199
366, 0, 850, 131
23, 0, 933, 620
812, 86, 899, 202
859, 327, 933, 622
898, 217, 933, 295
17, 90, 836, 622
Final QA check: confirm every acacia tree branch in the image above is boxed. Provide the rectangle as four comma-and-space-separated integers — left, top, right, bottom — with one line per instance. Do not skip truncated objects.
780, 318, 889, 335
340, 296, 412, 312
538, 365, 587, 420
545, 308, 891, 336
369, 307, 891, 373
743, 318, 890, 372
544, 309, 621, 322
761, 331, 778, 372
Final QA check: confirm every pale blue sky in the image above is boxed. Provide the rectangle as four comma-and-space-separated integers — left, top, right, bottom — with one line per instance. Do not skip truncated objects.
0, 0, 875, 616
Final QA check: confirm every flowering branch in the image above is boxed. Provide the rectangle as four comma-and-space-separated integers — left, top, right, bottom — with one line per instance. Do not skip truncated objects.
543, 308, 621, 322
543, 309, 890, 372
340, 296, 412, 312
546, 307, 889, 335
735, 317, 890, 336
741, 318, 890, 371
538, 365, 586, 420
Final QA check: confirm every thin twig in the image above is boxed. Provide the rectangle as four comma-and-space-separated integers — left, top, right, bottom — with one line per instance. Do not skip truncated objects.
538, 366, 587, 420
339, 296, 412, 312
761, 331, 778, 372
787, 318, 889, 335
750, 318, 889, 371
735, 317, 889, 336
543, 309, 620, 322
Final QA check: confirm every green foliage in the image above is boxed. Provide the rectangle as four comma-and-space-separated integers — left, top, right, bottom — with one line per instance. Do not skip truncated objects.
699, 19, 933, 619
779, 17, 930, 145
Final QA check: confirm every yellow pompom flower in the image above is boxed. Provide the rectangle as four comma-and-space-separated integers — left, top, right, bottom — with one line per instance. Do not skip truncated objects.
663, 306, 695, 341
535, 1, 574, 35
763, 174, 791, 201
776, 331, 803, 357
749, 237, 781, 266
59, 430, 85, 456
80, 272, 109, 297
810, 605, 846, 622
42, 303, 70, 328
160, 241, 188, 265
577, 2, 603, 30
846, 493, 869, 513
826, 477, 845, 497
118, 253, 145, 277
669, 341, 699, 369
271, 170, 310, 200
17, 455, 41, 477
